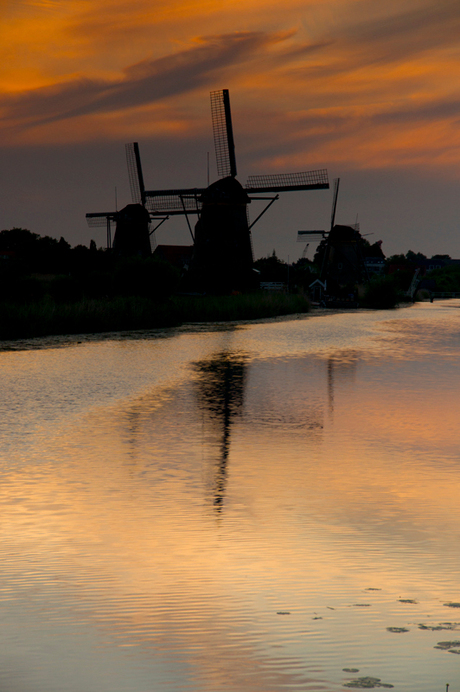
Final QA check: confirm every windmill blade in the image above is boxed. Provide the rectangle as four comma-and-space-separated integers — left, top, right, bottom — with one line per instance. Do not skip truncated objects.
297, 230, 326, 241
125, 142, 146, 205
210, 89, 237, 178
85, 212, 117, 227
144, 188, 205, 215
330, 177, 340, 230
85, 212, 116, 249
246, 170, 329, 193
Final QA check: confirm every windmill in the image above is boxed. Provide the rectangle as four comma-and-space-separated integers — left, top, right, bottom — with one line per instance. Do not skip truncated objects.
297, 178, 340, 271
85, 142, 169, 253
137, 89, 329, 291
297, 179, 369, 295
86, 90, 329, 283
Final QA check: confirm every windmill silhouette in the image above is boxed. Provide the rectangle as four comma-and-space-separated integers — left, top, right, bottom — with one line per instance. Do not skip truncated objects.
297, 179, 369, 295
86, 90, 329, 285
141, 89, 329, 291
297, 178, 340, 273
85, 142, 169, 253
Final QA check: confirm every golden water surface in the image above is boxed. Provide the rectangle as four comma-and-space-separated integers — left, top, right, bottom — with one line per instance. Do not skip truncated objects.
0, 302, 459, 692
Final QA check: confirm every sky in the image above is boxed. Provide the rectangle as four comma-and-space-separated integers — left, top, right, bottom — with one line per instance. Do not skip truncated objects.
1, 0, 460, 260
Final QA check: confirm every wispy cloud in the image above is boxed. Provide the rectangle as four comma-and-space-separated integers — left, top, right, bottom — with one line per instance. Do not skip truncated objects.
1, 32, 288, 129
3, 0, 460, 173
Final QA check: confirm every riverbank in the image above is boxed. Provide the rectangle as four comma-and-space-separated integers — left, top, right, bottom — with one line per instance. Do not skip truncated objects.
0, 292, 312, 342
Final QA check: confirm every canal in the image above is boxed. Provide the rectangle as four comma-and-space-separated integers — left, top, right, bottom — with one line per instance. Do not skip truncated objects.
0, 302, 459, 691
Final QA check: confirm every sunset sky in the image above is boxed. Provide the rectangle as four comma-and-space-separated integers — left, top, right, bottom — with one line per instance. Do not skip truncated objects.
1, 0, 460, 259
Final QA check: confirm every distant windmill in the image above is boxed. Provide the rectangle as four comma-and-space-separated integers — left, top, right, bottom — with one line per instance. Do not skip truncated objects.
85, 142, 169, 253
298, 178, 369, 292
297, 178, 340, 269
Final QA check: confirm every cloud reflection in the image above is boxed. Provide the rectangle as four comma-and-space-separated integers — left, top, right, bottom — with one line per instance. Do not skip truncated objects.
1, 316, 460, 690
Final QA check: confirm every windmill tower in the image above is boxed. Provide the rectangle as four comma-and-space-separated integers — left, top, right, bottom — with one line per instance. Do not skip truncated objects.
187, 90, 254, 292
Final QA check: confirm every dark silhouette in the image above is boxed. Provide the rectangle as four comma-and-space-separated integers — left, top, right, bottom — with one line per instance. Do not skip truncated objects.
86, 90, 328, 292
188, 177, 255, 293
193, 351, 248, 511
112, 204, 151, 257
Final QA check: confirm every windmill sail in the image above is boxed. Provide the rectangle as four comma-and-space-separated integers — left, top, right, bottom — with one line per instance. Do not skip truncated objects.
126, 142, 146, 205
85, 212, 117, 249
211, 89, 237, 178
330, 178, 340, 230
246, 170, 329, 193
297, 230, 326, 239
86, 212, 117, 227
144, 188, 205, 215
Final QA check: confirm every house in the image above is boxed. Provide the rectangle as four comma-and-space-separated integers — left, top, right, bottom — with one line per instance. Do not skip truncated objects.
152, 245, 193, 272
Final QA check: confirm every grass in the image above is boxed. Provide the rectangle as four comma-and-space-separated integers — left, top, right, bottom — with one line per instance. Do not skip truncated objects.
0, 292, 312, 342
175, 292, 311, 323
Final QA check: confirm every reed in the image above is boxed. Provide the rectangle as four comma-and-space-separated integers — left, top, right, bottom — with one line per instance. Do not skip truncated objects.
174, 292, 311, 323
0, 292, 311, 341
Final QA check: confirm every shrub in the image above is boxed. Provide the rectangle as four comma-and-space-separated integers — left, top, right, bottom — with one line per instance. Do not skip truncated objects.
113, 257, 180, 299
362, 276, 402, 309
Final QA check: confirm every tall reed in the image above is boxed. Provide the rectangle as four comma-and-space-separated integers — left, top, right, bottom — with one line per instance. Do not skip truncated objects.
0, 292, 311, 341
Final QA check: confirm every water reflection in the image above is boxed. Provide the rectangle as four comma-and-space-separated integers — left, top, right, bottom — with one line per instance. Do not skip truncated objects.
193, 351, 248, 511
1, 304, 460, 692
326, 351, 359, 414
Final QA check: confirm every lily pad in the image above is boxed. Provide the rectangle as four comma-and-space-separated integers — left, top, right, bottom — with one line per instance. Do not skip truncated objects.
399, 599, 418, 604
343, 668, 360, 673
387, 627, 409, 633
277, 611, 290, 615
418, 623, 458, 631
444, 602, 460, 608
434, 640, 460, 650
353, 603, 371, 607
343, 676, 393, 688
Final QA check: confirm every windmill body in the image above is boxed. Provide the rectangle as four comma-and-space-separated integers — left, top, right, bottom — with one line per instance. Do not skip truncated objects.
320, 224, 368, 291
189, 176, 255, 292
112, 203, 151, 257
299, 180, 369, 297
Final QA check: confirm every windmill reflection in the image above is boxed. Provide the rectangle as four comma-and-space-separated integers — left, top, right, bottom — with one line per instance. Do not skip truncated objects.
326, 351, 359, 416
193, 351, 248, 512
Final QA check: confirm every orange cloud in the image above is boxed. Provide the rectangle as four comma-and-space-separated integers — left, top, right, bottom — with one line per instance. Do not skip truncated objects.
2, 0, 460, 174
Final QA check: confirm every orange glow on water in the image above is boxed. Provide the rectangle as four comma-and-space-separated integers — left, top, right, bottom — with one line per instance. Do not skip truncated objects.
1, 308, 460, 689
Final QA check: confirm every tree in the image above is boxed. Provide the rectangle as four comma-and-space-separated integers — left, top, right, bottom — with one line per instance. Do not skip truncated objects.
253, 251, 287, 282
406, 250, 427, 262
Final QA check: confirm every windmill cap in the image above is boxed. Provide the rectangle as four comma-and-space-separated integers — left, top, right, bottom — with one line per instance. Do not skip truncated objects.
200, 176, 250, 205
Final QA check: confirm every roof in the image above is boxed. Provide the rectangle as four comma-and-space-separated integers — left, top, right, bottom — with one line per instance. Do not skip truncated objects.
153, 245, 193, 268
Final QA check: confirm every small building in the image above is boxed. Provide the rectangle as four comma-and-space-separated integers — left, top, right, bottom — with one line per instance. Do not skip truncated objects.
364, 257, 385, 275
152, 245, 193, 272
309, 278, 327, 301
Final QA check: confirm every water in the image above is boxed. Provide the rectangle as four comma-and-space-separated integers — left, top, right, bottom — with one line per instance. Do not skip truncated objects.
0, 302, 459, 692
